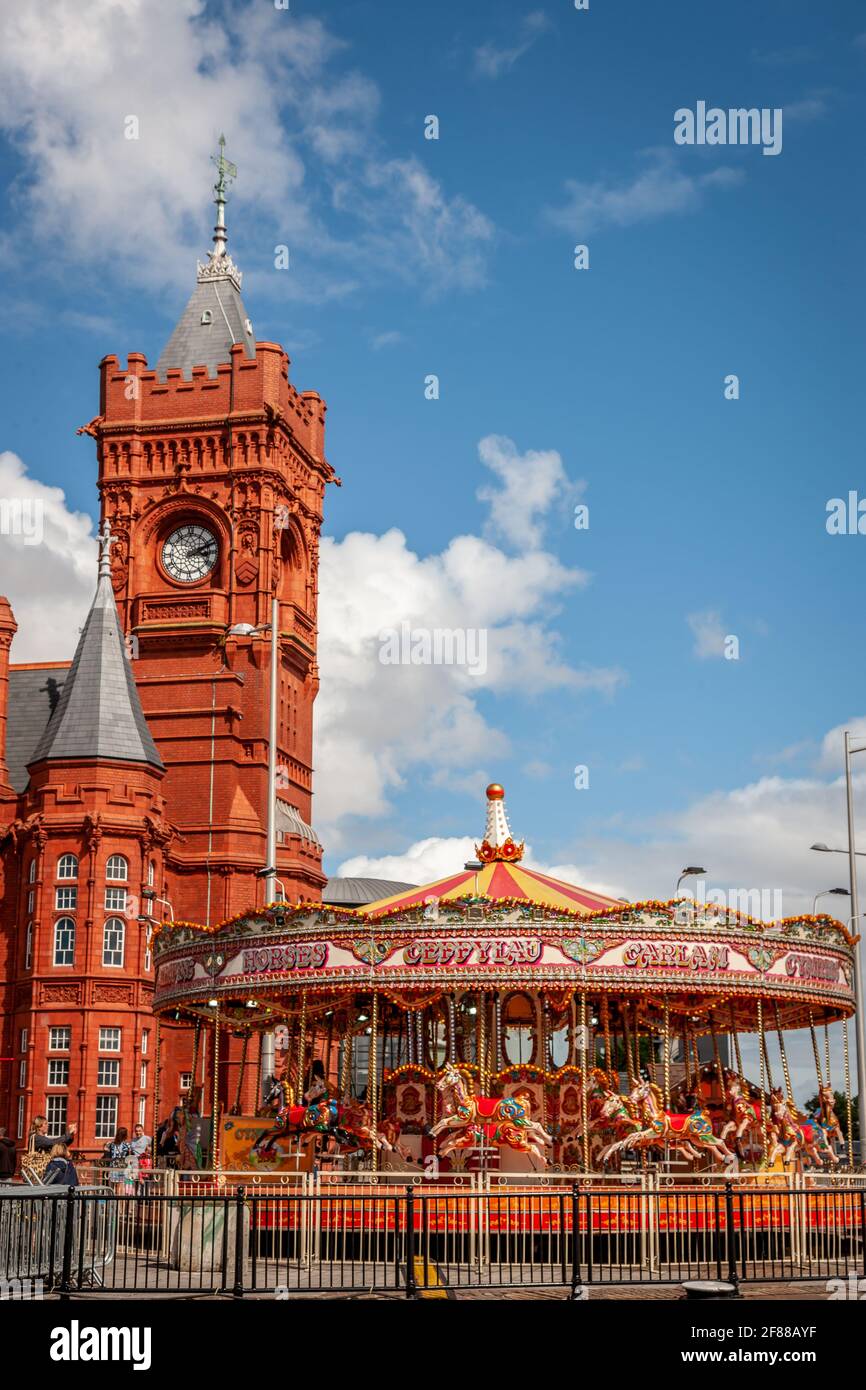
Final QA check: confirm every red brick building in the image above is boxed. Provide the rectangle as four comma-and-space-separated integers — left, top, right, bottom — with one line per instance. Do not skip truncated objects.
0, 162, 337, 1157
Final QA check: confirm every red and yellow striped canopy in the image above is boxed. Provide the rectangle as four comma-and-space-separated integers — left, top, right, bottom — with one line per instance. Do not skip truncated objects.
363, 861, 622, 918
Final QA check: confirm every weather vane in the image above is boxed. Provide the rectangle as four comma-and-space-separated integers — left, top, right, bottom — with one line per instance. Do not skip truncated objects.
211, 134, 237, 204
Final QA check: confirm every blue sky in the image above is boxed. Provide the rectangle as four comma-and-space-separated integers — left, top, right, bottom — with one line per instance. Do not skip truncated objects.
0, 0, 865, 956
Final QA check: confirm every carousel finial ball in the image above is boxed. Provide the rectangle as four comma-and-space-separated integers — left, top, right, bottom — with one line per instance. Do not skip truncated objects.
486, 782, 505, 800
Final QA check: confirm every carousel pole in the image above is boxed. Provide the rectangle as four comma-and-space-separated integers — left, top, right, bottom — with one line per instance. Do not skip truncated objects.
843, 1016, 854, 1168
690, 1032, 702, 1095
663, 1001, 671, 1109
602, 994, 612, 1082
233, 1032, 249, 1115
211, 1002, 221, 1173
370, 992, 380, 1169
710, 1018, 724, 1099
494, 992, 502, 1072
824, 1021, 832, 1092
773, 1002, 794, 1106
729, 1001, 744, 1084
325, 1012, 335, 1088
152, 1016, 162, 1169
761, 1023, 774, 1091
189, 1018, 201, 1106
448, 994, 457, 1064
478, 992, 486, 1094
339, 1020, 352, 1102
757, 998, 768, 1161
809, 1011, 824, 1089
623, 1005, 635, 1090
580, 991, 590, 1172
297, 990, 308, 1099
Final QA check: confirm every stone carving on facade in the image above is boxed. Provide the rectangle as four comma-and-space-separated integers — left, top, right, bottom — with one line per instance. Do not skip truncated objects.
41, 984, 82, 1004
92, 983, 134, 1004
235, 525, 258, 586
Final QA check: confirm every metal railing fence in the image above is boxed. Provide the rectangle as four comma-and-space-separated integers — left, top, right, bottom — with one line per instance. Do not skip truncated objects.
2, 1176, 864, 1298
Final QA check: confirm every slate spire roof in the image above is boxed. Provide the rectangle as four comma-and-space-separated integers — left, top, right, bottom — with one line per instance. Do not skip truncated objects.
155, 136, 256, 381
29, 522, 163, 772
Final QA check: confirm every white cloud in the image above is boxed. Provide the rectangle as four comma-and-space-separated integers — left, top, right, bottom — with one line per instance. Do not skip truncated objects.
338, 159, 494, 294
477, 435, 579, 550
545, 151, 743, 235
370, 330, 404, 351
338, 836, 478, 886
687, 609, 729, 659
314, 433, 624, 845
0, 0, 492, 298
474, 11, 552, 79
314, 521, 621, 845
0, 451, 96, 661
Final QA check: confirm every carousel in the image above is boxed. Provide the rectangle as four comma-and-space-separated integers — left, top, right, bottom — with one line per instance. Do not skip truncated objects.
151, 785, 858, 1177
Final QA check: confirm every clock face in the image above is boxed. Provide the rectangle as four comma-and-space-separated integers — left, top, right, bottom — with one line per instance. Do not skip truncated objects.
162, 523, 218, 584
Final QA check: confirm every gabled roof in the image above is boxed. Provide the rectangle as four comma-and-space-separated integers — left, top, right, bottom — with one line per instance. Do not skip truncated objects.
28, 569, 163, 772
154, 274, 256, 381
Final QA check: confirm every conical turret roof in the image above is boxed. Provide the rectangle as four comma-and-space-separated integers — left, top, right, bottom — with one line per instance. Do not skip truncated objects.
29, 525, 163, 771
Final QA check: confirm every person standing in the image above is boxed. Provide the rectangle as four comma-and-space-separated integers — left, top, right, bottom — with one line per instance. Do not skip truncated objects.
129, 1122, 152, 1185
103, 1126, 132, 1191
26, 1115, 77, 1181
0, 1126, 17, 1182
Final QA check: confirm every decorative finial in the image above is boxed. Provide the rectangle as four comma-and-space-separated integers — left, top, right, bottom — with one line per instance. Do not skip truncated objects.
475, 782, 524, 863
210, 134, 236, 258
97, 518, 117, 579
198, 136, 242, 289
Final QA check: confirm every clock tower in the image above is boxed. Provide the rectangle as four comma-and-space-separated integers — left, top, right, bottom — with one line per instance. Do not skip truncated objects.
86, 141, 337, 923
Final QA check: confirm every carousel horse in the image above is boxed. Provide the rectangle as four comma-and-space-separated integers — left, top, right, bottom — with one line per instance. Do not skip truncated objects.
807, 1112, 841, 1168
818, 1084, 845, 1150
253, 1078, 393, 1159
768, 1087, 825, 1170
431, 1063, 551, 1161
588, 1072, 644, 1160
719, 1071, 765, 1162
601, 1079, 736, 1166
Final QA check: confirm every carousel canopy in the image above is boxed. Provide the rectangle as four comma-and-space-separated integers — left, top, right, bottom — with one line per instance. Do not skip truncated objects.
362, 784, 623, 917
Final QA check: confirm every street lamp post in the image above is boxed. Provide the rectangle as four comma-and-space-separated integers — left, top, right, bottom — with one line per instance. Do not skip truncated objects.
265, 596, 279, 907
812, 887, 850, 916
675, 866, 706, 900
844, 732, 866, 1142
810, 728, 866, 1147
228, 599, 281, 1100
227, 604, 280, 907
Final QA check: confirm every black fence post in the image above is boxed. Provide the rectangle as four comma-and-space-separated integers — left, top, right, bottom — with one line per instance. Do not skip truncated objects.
725, 1180, 740, 1292
58, 1188, 76, 1300
569, 1182, 586, 1301
405, 1185, 418, 1300
232, 1186, 246, 1299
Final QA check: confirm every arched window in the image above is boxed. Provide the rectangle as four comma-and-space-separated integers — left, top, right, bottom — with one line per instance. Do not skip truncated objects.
103, 917, 125, 967
105, 854, 128, 882
57, 854, 78, 880
53, 918, 75, 966
147, 860, 155, 888
28, 859, 37, 883
502, 992, 537, 1066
